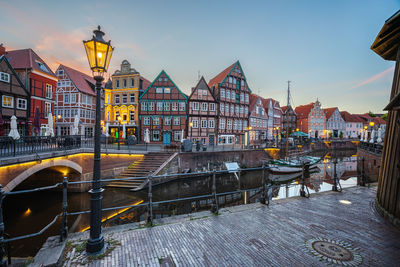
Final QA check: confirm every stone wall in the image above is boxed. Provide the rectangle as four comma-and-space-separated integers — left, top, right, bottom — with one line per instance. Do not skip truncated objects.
357, 147, 381, 183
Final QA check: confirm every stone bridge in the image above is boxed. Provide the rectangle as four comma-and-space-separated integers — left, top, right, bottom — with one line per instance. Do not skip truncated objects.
0, 151, 144, 192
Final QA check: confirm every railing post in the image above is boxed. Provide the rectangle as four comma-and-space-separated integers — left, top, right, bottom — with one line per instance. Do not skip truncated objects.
12, 140, 15, 158
361, 157, 366, 186
300, 163, 309, 197
147, 173, 153, 226
60, 177, 68, 242
260, 164, 266, 204
211, 169, 218, 214
0, 185, 7, 267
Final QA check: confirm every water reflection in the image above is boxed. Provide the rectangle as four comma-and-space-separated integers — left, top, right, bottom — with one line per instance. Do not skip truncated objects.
4, 150, 360, 257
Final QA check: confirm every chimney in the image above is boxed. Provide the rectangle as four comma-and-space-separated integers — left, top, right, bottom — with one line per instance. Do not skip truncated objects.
0, 44, 5, 56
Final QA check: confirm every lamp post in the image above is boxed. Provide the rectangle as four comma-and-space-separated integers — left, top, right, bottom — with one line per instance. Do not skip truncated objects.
189, 122, 193, 140
247, 126, 252, 149
117, 116, 122, 150
83, 25, 114, 254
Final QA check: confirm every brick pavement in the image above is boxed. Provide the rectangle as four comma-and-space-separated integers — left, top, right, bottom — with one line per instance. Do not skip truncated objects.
63, 186, 400, 266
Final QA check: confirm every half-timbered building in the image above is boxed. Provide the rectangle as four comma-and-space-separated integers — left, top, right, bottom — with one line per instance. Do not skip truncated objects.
139, 70, 188, 145
281, 105, 297, 135
4, 47, 57, 135
0, 54, 30, 135
54, 65, 97, 137
188, 76, 218, 146
208, 61, 251, 145
248, 94, 268, 145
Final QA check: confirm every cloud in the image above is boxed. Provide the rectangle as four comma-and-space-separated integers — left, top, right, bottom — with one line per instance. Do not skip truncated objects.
350, 66, 395, 90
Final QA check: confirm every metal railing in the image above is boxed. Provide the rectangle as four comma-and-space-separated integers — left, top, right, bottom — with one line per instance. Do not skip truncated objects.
0, 156, 367, 264
358, 141, 383, 154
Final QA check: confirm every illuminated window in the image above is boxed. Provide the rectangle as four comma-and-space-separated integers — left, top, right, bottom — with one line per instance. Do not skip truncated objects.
2, 95, 13, 108
164, 88, 171, 93
153, 117, 160, 125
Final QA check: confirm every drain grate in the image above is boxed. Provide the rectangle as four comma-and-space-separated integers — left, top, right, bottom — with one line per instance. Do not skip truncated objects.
305, 237, 362, 266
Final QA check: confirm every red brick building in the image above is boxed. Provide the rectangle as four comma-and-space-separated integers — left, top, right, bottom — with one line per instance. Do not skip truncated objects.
188, 76, 218, 146
3, 47, 57, 135
139, 70, 188, 145
295, 100, 326, 138
208, 61, 251, 145
54, 65, 98, 137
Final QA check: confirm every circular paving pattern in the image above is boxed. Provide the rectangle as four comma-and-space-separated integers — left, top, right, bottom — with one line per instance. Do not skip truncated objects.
305, 237, 362, 266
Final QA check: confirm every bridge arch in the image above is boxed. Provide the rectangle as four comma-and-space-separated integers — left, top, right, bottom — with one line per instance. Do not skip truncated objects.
4, 159, 82, 192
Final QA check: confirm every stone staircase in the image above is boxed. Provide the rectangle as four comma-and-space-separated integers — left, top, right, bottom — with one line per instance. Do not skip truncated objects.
107, 152, 173, 190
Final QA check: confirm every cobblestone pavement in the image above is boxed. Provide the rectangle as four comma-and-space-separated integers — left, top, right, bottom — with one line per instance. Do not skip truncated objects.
64, 186, 400, 266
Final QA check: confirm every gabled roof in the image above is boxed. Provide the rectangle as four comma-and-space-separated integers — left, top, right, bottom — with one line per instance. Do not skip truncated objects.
0, 55, 30, 96
323, 107, 338, 119
6, 48, 56, 77
140, 77, 151, 90
340, 111, 363, 123
208, 62, 236, 88
60, 64, 96, 96
373, 116, 387, 124
188, 76, 217, 101
249, 94, 260, 111
140, 70, 188, 99
261, 98, 273, 110
295, 103, 314, 119
281, 105, 297, 115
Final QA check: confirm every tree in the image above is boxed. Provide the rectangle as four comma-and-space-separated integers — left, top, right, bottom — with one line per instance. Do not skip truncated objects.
381, 113, 388, 121
339, 131, 344, 139
368, 111, 376, 117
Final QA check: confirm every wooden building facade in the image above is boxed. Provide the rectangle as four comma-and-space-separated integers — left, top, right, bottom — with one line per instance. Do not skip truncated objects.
139, 70, 188, 145
188, 76, 218, 146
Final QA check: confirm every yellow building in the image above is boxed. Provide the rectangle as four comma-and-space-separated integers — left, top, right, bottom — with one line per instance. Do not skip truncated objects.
104, 60, 150, 140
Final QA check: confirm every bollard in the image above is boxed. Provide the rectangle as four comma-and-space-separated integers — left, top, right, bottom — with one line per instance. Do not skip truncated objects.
300, 163, 306, 197
332, 159, 338, 191
0, 185, 6, 267
147, 173, 153, 226
60, 177, 68, 242
211, 169, 219, 214
260, 164, 266, 204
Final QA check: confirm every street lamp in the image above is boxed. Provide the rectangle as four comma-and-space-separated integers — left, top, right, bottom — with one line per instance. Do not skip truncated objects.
83, 25, 114, 254
247, 126, 252, 148
117, 116, 122, 150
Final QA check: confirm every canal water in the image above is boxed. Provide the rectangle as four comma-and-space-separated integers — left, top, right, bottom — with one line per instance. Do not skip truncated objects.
4, 150, 359, 257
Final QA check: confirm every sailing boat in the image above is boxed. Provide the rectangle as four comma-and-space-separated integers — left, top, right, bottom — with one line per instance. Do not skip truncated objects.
268, 81, 322, 173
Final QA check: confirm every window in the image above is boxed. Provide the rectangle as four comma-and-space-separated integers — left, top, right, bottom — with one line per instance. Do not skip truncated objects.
243, 120, 247, 129
235, 105, 239, 115
245, 94, 249, 103
130, 94, 135, 103
201, 120, 207, 128
192, 102, 199, 111
157, 102, 163, 111
240, 93, 244, 102
153, 117, 160, 125
17, 98, 27, 110
192, 119, 198, 128
201, 103, 208, 111
241, 80, 244, 86
226, 90, 230, 100
179, 102, 185, 111
36, 61, 49, 72
233, 120, 237, 130
45, 102, 51, 118
115, 80, 120, 88
115, 95, 120, 104
225, 104, 229, 113
164, 117, 171, 125
144, 117, 150, 125
156, 87, 163, 93
174, 131, 182, 141
123, 79, 127, 88
245, 107, 248, 114
220, 103, 224, 113
173, 117, 180, 125
64, 94, 69, 103
227, 119, 232, 130
141, 102, 148, 111
164, 88, 171, 94
230, 105, 234, 114
172, 102, 178, 111
45, 84, 53, 98
122, 94, 128, 104
220, 118, 225, 129
71, 94, 76, 103
208, 119, 215, 128
57, 69, 64, 76
220, 89, 225, 98
164, 102, 170, 111
2, 95, 13, 108
209, 103, 216, 112
232, 91, 236, 101
240, 106, 244, 114
148, 102, 154, 111
229, 77, 233, 84
130, 110, 135, 121
153, 130, 160, 141
123, 114, 127, 121
130, 78, 134, 87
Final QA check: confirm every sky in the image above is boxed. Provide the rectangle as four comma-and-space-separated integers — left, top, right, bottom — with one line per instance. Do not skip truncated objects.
0, 0, 398, 113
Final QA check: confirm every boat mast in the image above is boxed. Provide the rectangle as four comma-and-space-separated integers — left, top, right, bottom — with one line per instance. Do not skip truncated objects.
285, 81, 291, 159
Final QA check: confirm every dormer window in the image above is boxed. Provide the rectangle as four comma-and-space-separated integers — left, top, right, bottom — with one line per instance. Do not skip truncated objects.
0, 72, 10, 83
36, 60, 49, 72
